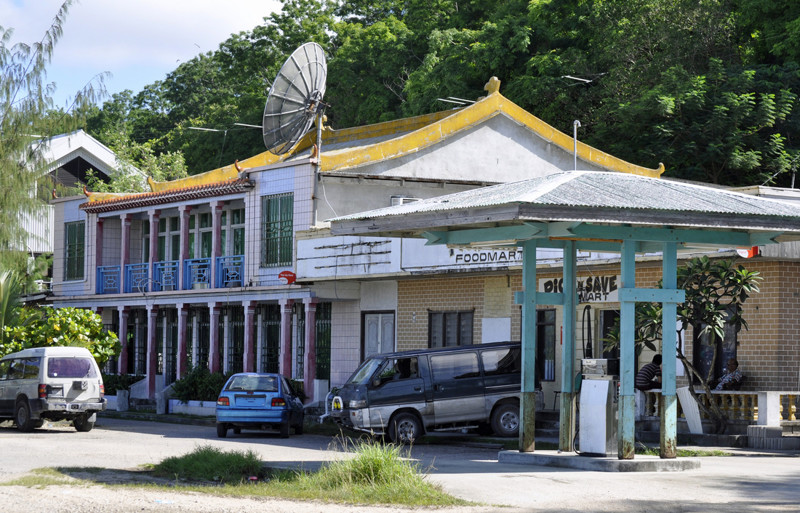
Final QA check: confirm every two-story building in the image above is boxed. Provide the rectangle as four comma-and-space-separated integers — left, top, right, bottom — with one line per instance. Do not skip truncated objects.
50, 79, 667, 403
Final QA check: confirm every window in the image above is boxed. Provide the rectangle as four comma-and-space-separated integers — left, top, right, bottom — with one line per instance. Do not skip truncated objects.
429, 311, 473, 348
537, 309, 556, 382
261, 193, 293, 267
482, 347, 521, 376
430, 352, 480, 381
64, 221, 85, 281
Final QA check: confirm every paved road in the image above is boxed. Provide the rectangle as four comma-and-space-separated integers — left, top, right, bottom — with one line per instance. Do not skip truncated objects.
1, 417, 799, 512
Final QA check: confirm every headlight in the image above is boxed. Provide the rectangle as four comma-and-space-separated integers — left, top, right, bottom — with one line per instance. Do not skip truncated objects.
349, 399, 366, 409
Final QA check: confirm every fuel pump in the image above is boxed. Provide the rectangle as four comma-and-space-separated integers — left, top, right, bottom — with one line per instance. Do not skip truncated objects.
578, 358, 619, 456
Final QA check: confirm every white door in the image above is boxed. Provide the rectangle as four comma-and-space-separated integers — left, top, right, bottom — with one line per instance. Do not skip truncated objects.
363, 313, 395, 358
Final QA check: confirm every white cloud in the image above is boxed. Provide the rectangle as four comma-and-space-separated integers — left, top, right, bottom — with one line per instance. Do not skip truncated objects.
2, 0, 282, 104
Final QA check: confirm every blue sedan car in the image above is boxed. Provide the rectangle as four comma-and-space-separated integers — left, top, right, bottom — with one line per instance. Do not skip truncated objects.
215, 373, 304, 438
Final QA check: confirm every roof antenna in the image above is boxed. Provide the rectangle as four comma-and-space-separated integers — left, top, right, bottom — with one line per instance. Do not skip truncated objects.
573, 120, 581, 171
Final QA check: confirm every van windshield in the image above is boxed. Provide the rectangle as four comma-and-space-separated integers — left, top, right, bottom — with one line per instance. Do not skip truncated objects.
346, 358, 383, 385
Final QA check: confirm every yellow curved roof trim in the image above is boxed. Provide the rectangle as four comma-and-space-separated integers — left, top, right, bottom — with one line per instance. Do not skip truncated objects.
320, 92, 664, 177
84, 191, 132, 203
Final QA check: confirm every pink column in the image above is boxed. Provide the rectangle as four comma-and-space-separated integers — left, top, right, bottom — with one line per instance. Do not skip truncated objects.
178, 205, 192, 290
95, 217, 104, 269
118, 307, 129, 375
279, 299, 294, 376
120, 214, 131, 292
209, 303, 221, 373
210, 201, 223, 289
303, 299, 318, 404
148, 210, 160, 289
177, 303, 189, 379
146, 305, 159, 398
243, 301, 256, 372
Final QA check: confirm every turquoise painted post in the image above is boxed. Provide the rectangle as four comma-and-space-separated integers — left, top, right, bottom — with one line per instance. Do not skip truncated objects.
520, 239, 538, 452
559, 240, 576, 452
618, 240, 636, 459
661, 242, 678, 458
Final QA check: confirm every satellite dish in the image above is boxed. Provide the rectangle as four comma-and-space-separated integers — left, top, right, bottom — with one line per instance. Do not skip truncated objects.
263, 42, 327, 155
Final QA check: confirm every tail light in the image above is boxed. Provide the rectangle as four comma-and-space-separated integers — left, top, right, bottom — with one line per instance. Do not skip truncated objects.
99, 383, 105, 399
271, 397, 286, 407
217, 397, 229, 406
38, 384, 47, 398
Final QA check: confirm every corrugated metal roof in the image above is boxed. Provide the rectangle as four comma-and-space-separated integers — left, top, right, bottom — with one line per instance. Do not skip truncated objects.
332, 171, 800, 221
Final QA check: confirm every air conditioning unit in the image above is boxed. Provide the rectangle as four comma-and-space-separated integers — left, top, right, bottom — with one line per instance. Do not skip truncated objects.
390, 196, 420, 207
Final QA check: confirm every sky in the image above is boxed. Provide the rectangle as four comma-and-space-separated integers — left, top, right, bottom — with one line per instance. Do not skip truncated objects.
2, 0, 282, 109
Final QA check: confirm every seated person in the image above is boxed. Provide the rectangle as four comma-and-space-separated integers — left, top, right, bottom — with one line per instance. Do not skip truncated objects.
714, 358, 743, 390
635, 354, 662, 391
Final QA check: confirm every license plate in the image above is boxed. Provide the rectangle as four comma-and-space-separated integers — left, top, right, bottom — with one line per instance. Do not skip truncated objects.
332, 396, 343, 411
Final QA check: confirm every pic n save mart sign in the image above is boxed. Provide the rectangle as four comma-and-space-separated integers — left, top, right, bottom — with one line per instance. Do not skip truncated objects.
538, 275, 620, 303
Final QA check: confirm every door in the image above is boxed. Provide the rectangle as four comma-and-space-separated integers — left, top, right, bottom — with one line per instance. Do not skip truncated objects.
429, 351, 484, 425
362, 312, 395, 359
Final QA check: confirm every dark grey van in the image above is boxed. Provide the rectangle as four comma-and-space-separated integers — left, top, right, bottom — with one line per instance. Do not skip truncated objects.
330, 342, 521, 443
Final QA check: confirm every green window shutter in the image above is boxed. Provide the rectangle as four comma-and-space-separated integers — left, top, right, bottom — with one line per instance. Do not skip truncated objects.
260, 193, 293, 267
64, 221, 85, 281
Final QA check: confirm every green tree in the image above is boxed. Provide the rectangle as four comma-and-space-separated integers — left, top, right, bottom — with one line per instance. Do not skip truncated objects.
2, 306, 119, 367
605, 256, 761, 434
0, 1, 105, 271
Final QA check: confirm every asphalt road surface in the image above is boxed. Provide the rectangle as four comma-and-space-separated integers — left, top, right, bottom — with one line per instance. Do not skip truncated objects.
0, 417, 798, 512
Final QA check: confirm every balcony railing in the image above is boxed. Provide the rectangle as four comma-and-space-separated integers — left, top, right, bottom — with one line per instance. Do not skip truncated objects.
124, 263, 150, 293
152, 260, 179, 291
97, 266, 121, 294
184, 258, 211, 290
100, 256, 245, 294
216, 255, 244, 288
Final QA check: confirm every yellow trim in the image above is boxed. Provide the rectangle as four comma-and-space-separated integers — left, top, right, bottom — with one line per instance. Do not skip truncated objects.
320, 91, 663, 177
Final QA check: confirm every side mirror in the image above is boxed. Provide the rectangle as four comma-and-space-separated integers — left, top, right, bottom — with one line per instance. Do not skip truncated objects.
372, 378, 382, 388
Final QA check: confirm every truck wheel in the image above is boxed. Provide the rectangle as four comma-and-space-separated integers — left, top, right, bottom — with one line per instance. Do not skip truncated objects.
15, 401, 35, 432
491, 403, 519, 437
73, 414, 95, 432
389, 413, 422, 444
216, 423, 228, 438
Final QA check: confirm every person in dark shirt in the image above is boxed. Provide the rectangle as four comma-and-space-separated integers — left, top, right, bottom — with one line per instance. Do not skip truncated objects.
635, 354, 662, 391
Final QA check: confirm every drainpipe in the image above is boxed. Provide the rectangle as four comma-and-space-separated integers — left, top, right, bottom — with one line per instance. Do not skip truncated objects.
573, 120, 581, 171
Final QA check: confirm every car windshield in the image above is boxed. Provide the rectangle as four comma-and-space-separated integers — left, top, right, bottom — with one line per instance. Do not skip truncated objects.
47, 357, 97, 378
346, 358, 384, 385
225, 375, 278, 392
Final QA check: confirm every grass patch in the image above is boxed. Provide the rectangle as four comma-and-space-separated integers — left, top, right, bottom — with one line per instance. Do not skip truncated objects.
634, 443, 731, 457
152, 445, 262, 484
144, 440, 469, 507
0, 468, 75, 487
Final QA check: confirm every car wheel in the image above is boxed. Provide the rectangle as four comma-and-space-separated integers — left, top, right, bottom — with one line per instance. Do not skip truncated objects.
389, 412, 422, 444
279, 420, 290, 438
32, 420, 45, 429
491, 403, 520, 437
216, 423, 228, 438
15, 401, 35, 432
73, 414, 95, 432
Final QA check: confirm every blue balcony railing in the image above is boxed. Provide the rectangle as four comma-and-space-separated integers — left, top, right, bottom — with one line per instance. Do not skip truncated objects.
96, 266, 120, 294
216, 255, 244, 288
152, 260, 179, 291
124, 263, 150, 293
183, 258, 211, 290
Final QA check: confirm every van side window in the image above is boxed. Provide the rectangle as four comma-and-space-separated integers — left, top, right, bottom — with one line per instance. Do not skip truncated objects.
482, 348, 521, 376
380, 357, 418, 381
431, 352, 480, 381
0, 360, 9, 380
22, 357, 41, 379
8, 359, 25, 379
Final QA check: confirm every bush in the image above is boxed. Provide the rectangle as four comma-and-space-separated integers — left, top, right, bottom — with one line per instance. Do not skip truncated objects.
101, 374, 145, 395
170, 366, 229, 403
152, 445, 262, 484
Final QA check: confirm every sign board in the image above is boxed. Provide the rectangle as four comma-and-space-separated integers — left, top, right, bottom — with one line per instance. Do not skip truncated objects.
278, 271, 296, 284
538, 275, 620, 303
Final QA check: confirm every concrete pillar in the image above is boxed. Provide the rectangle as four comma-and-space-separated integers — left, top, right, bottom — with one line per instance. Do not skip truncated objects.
519, 239, 538, 452
210, 201, 223, 288
177, 303, 189, 379
303, 298, 318, 404
118, 306, 129, 375
209, 303, 221, 373
244, 301, 256, 372
146, 304, 159, 398
618, 240, 636, 460
280, 299, 294, 376
178, 205, 192, 290
120, 214, 131, 293
660, 242, 678, 458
